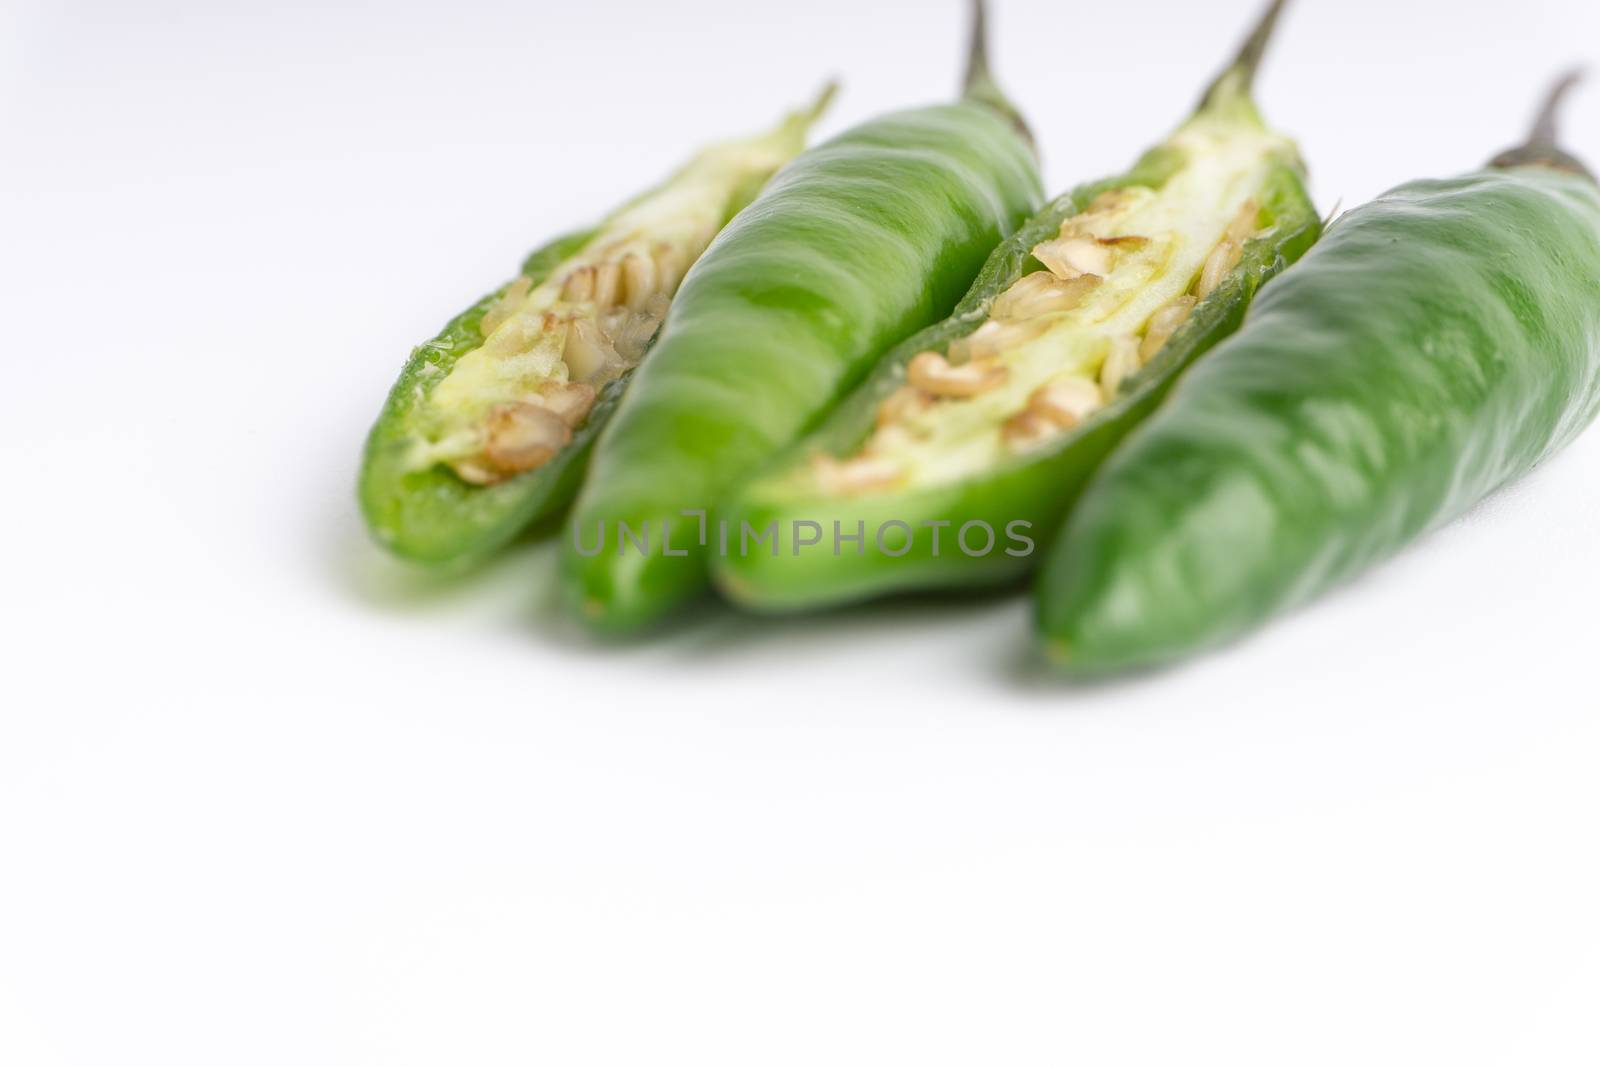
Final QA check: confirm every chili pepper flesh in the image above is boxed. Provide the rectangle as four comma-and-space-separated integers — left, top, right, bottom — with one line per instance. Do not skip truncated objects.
1034, 73, 1600, 676
558, 0, 1044, 631
358, 89, 830, 565
810, 117, 1287, 496
411, 111, 826, 485
714, 0, 1319, 613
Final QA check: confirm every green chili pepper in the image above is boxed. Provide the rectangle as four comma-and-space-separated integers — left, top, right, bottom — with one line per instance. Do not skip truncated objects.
713, 0, 1319, 613
357, 88, 834, 567
1035, 73, 1600, 676
560, 1, 1044, 630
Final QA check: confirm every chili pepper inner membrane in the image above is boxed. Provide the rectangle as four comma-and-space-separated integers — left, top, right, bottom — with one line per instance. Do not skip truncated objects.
805, 107, 1296, 497
401, 99, 827, 487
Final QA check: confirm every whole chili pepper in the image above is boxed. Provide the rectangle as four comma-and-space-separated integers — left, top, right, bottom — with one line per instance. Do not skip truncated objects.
357, 87, 834, 566
1035, 73, 1600, 676
560, 1, 1044, 630
714, 0, 1319, 613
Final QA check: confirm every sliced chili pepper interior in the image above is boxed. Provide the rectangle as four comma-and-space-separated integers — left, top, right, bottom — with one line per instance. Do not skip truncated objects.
811, 111, 1296, 497
405, 122, 808, 486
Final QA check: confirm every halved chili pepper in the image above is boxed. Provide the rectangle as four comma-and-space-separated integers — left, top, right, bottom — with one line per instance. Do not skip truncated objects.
714, 0, 1319, 613
1035, 73, 1600, 676
357, 86, 834, 566
559, 1, 1045, 631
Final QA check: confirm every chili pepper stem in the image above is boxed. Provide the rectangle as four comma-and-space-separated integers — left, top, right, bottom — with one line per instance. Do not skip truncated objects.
1528, 70, 1582, 147
803, 80, 841, 128
962, 0, 1033, 150
1197, 0, 1290, 114
962, 0, 995, 96
1491, 70, 1594, 180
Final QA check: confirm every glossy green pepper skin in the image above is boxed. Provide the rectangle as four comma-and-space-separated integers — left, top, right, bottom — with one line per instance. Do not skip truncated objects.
561, 27, 1044, 630
1036, 83, 1600, 675
359, 231, 598, 566
713, 178, 1318, 612
712, 5, 1317, 611
358, 94, 828, 568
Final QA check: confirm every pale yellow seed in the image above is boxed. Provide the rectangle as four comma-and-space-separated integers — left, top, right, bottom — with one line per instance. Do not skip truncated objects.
1029, 377, 1103, 429
959, 317, 1054, 362
812, 453, 905, 496
1139, 295, 1198, 361
450, 459, 501, 486
654, 242, 688, 294
597, 306, 629, 340
870, 423, 922, 453
1099, 335, 1142, 400
612, 294, 670, 363
1225, 198, 1262, 246
1001, 409, 1061, 452
1195, 239, 1243, 300
1030, 243, 1080, 280
561, 266, 596, 304
480, 276, 533, 337
1064, 237, 1114, 276
877, 385, 931, 428
562, 318, 622, 382
1056, 217, 1089, 242
538, 380, 598, 429
621, 253, 658, 311
991, 272, 1100, 321
478, 311, 549, 361
962, 322, 1006, 361
1057, 194, 1137, 240
478, 308, 510, 338
482, 402, 572, 475
1033, 236, 1114, 280
592, 260, 621, 309
907, 350, 1007, 398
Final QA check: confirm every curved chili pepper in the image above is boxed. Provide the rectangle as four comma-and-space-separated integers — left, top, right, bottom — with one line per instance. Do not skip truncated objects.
1035, 73, 1600, 675
357, 88, 834, 567
714, 0, 1318, 613
559, 1, 1044, 630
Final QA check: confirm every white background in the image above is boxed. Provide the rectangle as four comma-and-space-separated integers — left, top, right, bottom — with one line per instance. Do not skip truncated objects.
5, 0, 1600, 1062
